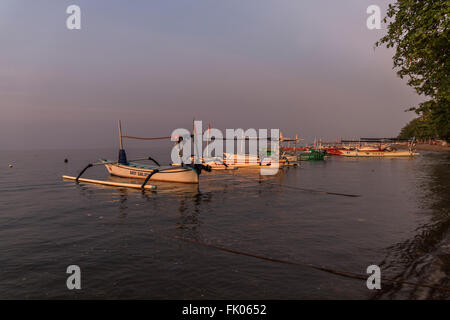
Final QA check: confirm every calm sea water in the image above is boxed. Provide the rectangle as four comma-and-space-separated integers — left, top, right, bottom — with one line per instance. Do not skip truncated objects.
0, 148, 449, 299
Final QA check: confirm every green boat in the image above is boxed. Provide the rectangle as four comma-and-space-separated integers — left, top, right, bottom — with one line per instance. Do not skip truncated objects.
298, 149, 326, 161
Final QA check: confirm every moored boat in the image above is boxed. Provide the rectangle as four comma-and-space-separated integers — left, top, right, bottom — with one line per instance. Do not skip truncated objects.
223, 152, 285, 168
339, 149, 419, 157
172, 152, 287, 170
63, 121, 210, 188
105, 161, 201, 183
298, 148, 326, 161
323, 147, 344, 155
101, 122, 207, 184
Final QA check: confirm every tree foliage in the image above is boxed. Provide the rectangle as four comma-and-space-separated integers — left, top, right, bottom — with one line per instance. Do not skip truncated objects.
376, 0, 449, 140
398, 115, 436, 139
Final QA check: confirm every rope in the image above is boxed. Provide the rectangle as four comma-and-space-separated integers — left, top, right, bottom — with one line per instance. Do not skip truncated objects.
235, 172, 361, 197
121, 135, 280, 141
122, 136, 171, 140
266, 182, 361, 197
174, 236, 450, 293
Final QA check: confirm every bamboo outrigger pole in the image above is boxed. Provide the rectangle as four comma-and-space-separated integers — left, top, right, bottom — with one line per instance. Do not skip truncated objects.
63, 175, 157, 190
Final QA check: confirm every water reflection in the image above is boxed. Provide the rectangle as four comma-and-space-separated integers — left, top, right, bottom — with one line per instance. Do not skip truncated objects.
117, 189, 129, 219
373, 153, 450, 299
176, 192, 213, 241
172, 168, 295, 241
72, 176, 202, 224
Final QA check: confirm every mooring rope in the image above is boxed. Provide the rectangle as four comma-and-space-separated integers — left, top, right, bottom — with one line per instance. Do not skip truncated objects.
121, 135, 279, 141
174, 236, 450, 293
233, 171, 361, 197
266, 182, 361, 197
122, 135, 171, 140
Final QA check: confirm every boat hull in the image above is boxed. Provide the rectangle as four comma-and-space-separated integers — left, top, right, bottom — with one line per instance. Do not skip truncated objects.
223, 153, 285, 168
104, 163, 199, 184
339, 150, 419, 157
179, 154, 285, 169
174, 161, 284, 169
324, 148, 343, 155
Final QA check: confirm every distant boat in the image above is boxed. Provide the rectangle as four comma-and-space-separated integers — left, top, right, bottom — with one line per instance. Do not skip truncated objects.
339, 149, 419, 157
223, 153, 285, 168
323, 138, 419, 157
298, 149, 326, 161
281, 147, 307, 151
324, 146, 383, 156
173, 153, 285, 169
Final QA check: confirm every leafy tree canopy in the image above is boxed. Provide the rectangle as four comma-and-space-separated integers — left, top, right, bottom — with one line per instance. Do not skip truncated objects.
376, 0, 449, 140
398, 115, 436, 139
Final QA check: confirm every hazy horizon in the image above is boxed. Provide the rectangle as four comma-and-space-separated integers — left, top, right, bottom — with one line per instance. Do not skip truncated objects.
1, 0, 423, 150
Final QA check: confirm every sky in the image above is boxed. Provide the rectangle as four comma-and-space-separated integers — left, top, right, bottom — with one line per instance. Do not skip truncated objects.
0, 0, 423, 150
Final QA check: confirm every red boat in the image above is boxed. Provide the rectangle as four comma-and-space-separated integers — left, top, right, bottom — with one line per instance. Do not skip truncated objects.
324, 147, 344, 155
323, 145, 385, 156
280, 147, 307, 152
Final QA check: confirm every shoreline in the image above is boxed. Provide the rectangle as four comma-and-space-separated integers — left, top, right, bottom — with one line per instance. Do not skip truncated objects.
393, 143, 450, 152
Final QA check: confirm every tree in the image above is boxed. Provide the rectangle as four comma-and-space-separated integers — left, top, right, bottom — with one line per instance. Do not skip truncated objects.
398, 115, 436, 139
376, 0, 449, 140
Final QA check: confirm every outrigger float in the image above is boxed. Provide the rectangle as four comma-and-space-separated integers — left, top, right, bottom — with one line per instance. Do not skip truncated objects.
62, 175, 158, 190
62, 121, 211, 189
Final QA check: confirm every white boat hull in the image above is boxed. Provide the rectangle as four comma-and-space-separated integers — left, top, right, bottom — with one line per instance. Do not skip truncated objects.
340, 150, 419, 157
223, 153, 285, 168
104, 163, 199, 184
175, 154, 284, 169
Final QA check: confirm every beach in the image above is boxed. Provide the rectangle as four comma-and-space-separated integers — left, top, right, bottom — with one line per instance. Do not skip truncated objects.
394, 143, 450, 152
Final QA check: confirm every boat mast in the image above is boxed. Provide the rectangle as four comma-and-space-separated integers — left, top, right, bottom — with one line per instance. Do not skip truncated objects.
206, 124, 210, 157
118, 120, 124, 150
118, 120, 128, 164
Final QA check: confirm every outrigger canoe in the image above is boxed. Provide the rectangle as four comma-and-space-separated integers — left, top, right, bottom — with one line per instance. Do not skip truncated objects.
339, 149, 419, 157
63, 121, 210, 189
